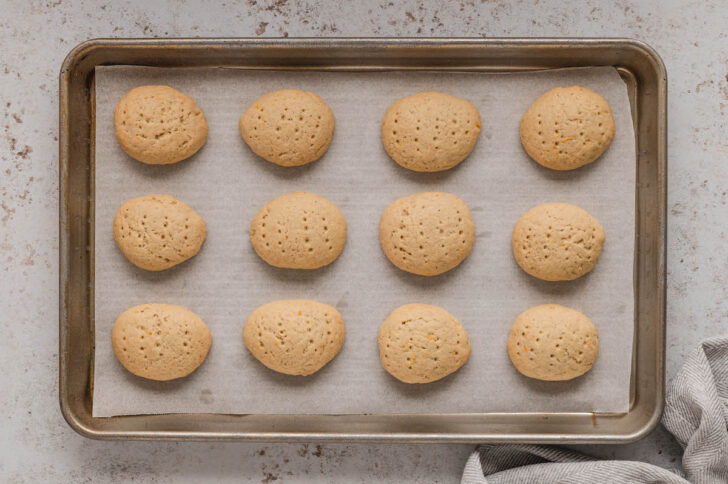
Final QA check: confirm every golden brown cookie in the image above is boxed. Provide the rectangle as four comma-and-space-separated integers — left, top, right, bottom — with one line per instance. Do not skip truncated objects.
512, 202, 605, 281
379, 192, 475, 276
519, 86, 616, 170
507, 304, 599, 381
378, 303, 470, 384
113, 194, 207, 271
114, 85, 208, 165
239, 89, 335, 167
243, 299, 345, 376
381, 91, 481, 172
112, 303, 212, 381
250, 192, 347, 270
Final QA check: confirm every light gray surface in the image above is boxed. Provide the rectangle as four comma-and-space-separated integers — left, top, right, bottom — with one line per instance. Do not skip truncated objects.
0, 0, 726, 482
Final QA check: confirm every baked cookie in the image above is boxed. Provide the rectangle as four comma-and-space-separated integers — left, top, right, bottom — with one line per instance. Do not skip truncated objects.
378, 303, 470, 384
381, 91, 481, 172
239, 89, 335, 167
512, 202, 605, 281
244, 299, 345, 376
519, 86, 615, 170
113, 194, 207, 271
114, 85, 208, 165
379, 192, 475, 276
507, 304, 599, 381
250, 192, 347, 269
112, 303, 212, 381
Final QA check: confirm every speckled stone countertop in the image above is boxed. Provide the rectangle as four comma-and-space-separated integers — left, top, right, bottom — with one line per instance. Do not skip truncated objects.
1, 1, 726, 482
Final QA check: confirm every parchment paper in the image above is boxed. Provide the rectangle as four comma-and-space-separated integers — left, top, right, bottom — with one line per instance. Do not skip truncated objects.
93, 66, 635, 417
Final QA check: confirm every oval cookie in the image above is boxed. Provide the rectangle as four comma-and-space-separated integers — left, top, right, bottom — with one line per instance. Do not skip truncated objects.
378, 304, 470, 384
239, 89, 335, 167
113, 194, 207, 271
114, 85, 208, 165
379, 192, 475, 276
244, 299, 345, 376
512, 202, 605, 281
519, 86, 616, 170
381, 91, 481, 172
250, 192, 347, 269
507, 304, 599, 381
112, 303, 212, 381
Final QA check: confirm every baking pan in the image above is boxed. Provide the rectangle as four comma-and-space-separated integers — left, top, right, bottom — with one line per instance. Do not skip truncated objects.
59, 38, 666, 443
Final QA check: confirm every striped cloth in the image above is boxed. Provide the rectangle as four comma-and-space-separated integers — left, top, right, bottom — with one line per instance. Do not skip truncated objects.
462, 336, 728, 484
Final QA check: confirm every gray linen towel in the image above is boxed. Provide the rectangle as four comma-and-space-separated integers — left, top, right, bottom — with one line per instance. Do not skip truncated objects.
462, 336, 728, 484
